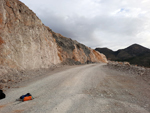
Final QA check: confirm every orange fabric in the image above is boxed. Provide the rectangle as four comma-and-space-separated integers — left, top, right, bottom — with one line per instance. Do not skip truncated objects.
23, 96, 32, 101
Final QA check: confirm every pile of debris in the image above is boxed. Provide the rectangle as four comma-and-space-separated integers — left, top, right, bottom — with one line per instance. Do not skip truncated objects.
106, 61, 150, 84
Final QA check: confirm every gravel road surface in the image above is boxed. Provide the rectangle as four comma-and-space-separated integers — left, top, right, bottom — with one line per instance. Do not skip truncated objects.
0, 64, 150, 113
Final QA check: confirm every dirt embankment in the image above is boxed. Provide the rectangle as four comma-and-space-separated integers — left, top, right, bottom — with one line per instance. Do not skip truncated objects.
106, 61, 150, 84
0, 64, 77, 90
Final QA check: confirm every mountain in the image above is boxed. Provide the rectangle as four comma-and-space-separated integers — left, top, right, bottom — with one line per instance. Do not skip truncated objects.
0, 0, 107, 76
95, 48, 117, 60
95, 44, 150, 67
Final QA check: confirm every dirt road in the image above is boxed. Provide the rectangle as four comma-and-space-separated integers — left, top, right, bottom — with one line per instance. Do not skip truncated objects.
0, 64, 150, 113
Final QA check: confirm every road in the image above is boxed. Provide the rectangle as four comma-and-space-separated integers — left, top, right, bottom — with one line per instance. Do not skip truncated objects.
0, 64, 150, 113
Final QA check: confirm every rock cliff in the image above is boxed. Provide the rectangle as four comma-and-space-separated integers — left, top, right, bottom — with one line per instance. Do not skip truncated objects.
0, 0, 107, 77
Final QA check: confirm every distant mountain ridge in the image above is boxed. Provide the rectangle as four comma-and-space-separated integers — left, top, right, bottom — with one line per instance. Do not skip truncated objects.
95, 44, 150, 67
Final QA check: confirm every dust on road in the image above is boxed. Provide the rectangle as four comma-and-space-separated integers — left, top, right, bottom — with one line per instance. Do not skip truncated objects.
0, 64, 150, 113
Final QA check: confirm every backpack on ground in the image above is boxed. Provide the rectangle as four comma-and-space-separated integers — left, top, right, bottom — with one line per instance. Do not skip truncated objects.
16, 93, 34, 102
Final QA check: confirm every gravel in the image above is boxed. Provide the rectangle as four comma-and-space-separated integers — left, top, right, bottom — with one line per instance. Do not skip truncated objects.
0, 63, 150, 113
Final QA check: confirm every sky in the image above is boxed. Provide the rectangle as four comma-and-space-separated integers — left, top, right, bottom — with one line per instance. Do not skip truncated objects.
20, 0, 150, 51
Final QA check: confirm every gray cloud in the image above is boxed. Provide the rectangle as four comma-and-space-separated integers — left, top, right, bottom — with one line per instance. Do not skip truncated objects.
20, 0, 150, 50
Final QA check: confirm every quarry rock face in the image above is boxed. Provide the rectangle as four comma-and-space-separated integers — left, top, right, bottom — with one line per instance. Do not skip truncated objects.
0, 0, 61, 73
52, 32, 107, 65
0, 0, 107, 76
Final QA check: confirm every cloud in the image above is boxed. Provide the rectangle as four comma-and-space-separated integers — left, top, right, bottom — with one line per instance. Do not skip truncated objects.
20, 0, 150, 50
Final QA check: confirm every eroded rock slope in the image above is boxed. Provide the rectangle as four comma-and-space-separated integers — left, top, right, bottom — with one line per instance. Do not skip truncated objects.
0, 0, 107, 78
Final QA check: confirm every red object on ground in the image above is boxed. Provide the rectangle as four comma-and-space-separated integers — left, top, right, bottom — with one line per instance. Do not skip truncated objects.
23, 96, 32, 101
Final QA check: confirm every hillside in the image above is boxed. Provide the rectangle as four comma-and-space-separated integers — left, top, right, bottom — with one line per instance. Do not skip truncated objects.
0, 0, 107, 89
95, 44, 150, 67
0, 0, 107, 74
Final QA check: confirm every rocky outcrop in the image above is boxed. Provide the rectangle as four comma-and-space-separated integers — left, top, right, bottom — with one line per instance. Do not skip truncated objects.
51, 31, 107, 65
0, 0, 61, 74
0, 0, 107, 79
